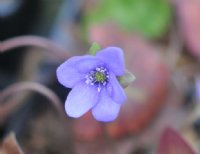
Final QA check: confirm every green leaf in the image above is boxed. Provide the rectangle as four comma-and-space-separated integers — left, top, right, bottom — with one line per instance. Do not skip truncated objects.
88, 42, 101, 55
84, 0, 171, 38
118, 70, 136, 88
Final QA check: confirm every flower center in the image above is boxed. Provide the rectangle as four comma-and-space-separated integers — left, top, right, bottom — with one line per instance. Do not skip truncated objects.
95, 72, 106, 83
85, 66, 109, 92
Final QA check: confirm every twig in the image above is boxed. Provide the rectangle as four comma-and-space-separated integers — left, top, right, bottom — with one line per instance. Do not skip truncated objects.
0, 82, 66, 121
0, 35, 69, 60
166, 16, 183, 71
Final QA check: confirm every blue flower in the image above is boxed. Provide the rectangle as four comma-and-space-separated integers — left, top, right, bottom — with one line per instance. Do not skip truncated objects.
56, 47, 126, 122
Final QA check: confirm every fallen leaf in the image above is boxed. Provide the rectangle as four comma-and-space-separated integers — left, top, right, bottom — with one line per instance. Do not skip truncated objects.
157, 128, 196, 154
89, 23, 169, 138
0, 132, 24, 154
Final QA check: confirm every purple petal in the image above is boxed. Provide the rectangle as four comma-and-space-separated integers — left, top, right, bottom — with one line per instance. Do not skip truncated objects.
96, 47, 125, 76
56, 56, 85, 88
65, 82, 99, 118
92, 88, 121, 122
107, 73, 127, 104
76, 55, 104, 73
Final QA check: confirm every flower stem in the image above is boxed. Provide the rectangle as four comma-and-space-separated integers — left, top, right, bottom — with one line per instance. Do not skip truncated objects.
102, 124, 119, 154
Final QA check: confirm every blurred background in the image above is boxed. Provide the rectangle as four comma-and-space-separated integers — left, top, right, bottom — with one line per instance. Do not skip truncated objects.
0, 0, 200, 153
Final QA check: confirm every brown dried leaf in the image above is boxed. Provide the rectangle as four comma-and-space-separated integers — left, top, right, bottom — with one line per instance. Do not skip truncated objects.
0, 132, 24, 154
89, 23, 169, 138
73, 112, 103, 141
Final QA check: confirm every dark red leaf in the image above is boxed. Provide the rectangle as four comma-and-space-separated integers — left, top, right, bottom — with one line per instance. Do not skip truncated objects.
157, 128, 196, 154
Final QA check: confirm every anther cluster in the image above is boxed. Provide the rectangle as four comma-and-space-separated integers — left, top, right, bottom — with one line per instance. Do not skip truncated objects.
85, 66, 109, 92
